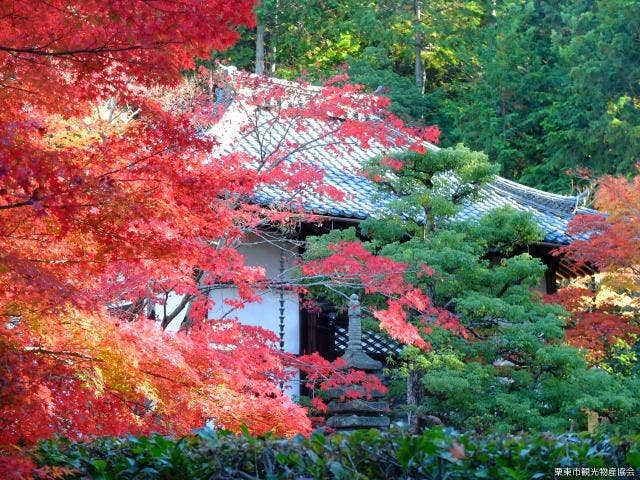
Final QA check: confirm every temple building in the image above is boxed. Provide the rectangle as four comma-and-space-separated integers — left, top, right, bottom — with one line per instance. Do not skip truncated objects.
168, 70, 595, 397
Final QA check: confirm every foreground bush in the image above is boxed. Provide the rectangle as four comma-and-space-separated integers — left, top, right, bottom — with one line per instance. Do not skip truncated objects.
31, 427, 640, 479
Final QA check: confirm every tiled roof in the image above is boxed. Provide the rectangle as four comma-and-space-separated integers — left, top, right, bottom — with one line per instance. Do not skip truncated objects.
209, 75, 594, 245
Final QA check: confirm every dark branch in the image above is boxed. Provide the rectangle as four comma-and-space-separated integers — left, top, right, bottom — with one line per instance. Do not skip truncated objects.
0, 199, 34, 210
0, 42, 181, 57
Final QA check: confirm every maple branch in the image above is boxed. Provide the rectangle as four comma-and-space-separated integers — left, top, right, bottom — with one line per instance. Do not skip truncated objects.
26, 347, 101, 362
98, 148, 171, 178
0, 199, 34, 210
160, 270, 205, 329
0, 42, 182, 57
140, 368, 194, 388
160, 293, 194, 329
0, 82, 40, 96
262, 112, 297, 165
105, 390, 152, 416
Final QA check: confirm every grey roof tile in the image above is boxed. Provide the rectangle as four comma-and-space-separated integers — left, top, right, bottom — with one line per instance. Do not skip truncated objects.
212, 96, 594, 245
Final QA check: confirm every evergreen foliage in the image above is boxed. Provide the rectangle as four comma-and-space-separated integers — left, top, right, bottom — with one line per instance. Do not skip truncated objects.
303, 147, 640, 434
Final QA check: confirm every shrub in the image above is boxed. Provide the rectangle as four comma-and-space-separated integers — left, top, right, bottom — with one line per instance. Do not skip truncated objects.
31, 427, 640, 479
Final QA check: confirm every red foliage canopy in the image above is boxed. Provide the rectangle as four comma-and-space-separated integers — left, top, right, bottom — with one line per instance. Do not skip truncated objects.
0, 1, 447, 471
547, 286, 639, 362
301, 241, 466, 349
0, 0, 315, 459
552, 173, 640, 362
560, 174, 640, 272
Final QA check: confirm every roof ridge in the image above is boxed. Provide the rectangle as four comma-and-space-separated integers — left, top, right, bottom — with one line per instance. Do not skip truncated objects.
417, 143, 577, 204
491, 176, 580, 202
220, 65, 323, 94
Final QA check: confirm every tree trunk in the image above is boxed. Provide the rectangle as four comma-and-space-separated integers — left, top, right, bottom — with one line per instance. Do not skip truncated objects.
413, 0, 425, 93
268, 0, 279, 76
407, 363, 425, 433
255, 23, 265, 75
269, 39, 277, 76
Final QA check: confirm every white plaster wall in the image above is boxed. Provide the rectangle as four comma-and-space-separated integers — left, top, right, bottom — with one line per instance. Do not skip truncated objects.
208, 233, 301, 397
236, 232, 299, 280
208, 287, 301, 398
208, 287, 300, 355
161, 233, 302, 397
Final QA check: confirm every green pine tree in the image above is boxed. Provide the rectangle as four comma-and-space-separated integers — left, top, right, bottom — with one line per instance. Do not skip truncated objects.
303, 146, 640, 434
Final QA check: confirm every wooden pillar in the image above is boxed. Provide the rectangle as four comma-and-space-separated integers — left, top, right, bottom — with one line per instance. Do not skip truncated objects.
544, 254, 559, 294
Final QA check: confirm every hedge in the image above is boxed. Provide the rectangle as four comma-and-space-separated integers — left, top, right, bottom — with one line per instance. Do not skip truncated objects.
32, 427, 640, 479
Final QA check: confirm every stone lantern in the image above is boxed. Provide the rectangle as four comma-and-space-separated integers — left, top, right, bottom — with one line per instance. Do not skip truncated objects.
326, 294, 390, 430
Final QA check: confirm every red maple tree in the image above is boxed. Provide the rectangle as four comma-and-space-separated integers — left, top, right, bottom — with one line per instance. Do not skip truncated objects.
547, 284, 639, 363
560, 174, 640, 274
0, 3, 448, 475
551, 172, 640, 362
300, 241, 465, 349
